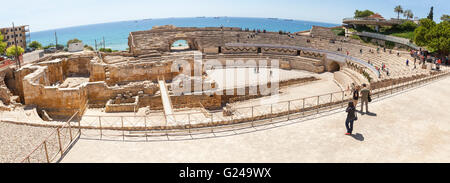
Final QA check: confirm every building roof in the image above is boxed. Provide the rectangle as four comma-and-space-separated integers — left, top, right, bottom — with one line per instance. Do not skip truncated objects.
368, 13, 385, 20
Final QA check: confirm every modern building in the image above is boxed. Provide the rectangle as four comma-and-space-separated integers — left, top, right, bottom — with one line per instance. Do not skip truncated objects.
343, 13, 403, 32
0, 25, 30, 50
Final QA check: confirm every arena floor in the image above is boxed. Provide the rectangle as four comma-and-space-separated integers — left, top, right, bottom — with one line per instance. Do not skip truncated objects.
60, 76, 450, 163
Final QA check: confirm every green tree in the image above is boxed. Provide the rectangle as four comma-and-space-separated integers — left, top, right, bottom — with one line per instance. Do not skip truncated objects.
99, 48, 112, 52
43, 44, 55, 49
67, 38, 82, 47
394, 5, 403, 19
427, 6, 434, 21
354, 10, 374, 18
84, 44, 94, 51
414, 20, 449, 55
424, 21, 450, 55
28, 41, 43, 50
403, 10, 413, 20
6, 45, 25, 57
414, 19, 436, 46
0, 33, 6, 54
441, 14, 450, 22
398, 21, 418, 31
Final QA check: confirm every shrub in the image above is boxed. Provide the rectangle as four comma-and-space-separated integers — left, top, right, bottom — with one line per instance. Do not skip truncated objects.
398, 21, 418, 31
0, 33, 6, 54
332, 28, 345, 36
385, 41, 395, 49
354, 10, 375, 18
28, 41, 43, 50
84, 45, 94, 51
6, 45, 24, 57
99, 48, 113, 52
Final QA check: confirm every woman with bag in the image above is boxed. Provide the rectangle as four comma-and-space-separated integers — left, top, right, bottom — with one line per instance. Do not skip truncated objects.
345, 102, 357, 135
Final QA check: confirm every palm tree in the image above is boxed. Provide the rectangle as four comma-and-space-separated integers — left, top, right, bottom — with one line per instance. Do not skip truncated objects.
394, 5, 403, 19
403, 10, 413, 20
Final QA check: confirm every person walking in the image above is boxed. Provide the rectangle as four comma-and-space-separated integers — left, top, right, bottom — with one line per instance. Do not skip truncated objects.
345, 102, 357, 135
352, 85, 360, 107
406, 59, 409, 66
360, 84, 370, 113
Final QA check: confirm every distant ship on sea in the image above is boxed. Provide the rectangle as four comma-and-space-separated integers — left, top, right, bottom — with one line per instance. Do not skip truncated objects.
30, 17, 338, 51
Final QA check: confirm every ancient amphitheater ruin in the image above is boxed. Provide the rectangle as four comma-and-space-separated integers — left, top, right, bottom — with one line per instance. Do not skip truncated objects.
1, 25, 448, 162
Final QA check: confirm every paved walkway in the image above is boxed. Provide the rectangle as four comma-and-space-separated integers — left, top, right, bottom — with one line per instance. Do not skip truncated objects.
62, 77, 450, 163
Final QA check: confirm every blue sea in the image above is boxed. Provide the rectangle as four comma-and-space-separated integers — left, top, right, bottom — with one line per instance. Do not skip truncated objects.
30, 17, 339, 51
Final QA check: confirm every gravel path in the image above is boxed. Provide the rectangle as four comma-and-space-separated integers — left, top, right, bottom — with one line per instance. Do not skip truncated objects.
0, 122, 55, 163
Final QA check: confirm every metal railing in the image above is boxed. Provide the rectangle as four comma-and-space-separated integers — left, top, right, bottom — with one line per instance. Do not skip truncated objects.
78, 70, 450, 141
355, 31, 420, 50
20, 111, 81, 163
343, 17, 403, 24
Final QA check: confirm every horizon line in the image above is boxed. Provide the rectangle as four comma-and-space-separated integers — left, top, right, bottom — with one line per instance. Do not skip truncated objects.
30, 16, 342, 33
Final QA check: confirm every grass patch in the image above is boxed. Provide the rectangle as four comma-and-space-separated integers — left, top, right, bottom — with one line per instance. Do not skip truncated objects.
331, 28, 345, 36
389, 31, 415, 40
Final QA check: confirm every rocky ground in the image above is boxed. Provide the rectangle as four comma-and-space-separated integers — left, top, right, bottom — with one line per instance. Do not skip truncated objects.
0, 122, 55, 163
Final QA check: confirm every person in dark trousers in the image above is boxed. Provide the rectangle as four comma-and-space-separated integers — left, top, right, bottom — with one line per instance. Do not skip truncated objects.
352, 85, 360, 107
345, 102, 357, 135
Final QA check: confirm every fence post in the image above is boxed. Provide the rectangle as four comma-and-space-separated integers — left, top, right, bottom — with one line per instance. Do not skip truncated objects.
43, 141, 50, 163
287, 101, 291, 120
99, 116, 102, 140
121, 116, 125, 141
317, 96, 320, 114
302, 98, 305, 116
57, 128, 63, 157
68, 119, 73, 141
144, 116, 148, 142
270, 103, 273, 123
251, 106, 254, 127
78, 116, 81, 137
330, 93, 333, 110
188, 113, 191, 135
211, 113, 214, 124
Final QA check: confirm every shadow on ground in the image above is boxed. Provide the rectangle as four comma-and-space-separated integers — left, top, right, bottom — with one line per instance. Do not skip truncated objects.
351, 133, 364, 141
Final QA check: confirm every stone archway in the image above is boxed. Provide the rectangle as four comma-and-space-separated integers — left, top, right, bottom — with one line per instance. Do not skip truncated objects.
327, 61, 341, 72
168, 37, 198, 52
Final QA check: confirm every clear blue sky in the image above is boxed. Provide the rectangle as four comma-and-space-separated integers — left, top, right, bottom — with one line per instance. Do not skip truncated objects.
1, 0, 448, 32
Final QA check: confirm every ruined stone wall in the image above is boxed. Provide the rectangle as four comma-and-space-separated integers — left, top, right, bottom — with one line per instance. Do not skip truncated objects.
106, 62, 182, 85
64, 57, 91, 77
21, 65, 88, 118
171, 94, 222, 110
310, 26, 337, 39
89, 63, 106, 82
0, 67, 16, 105
128, 26, 312, 56
86, 81, 158, 107
35, 57, 91, 86
289, 57, 325, 73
